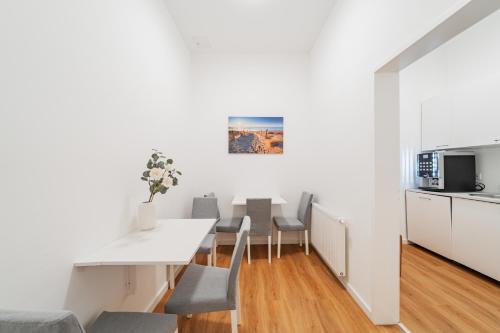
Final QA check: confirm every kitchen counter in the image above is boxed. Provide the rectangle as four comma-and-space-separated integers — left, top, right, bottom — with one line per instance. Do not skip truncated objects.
407, 188, 500, 204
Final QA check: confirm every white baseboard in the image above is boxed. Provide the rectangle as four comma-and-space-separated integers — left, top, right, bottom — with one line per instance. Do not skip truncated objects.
144, 281, 168, 312
335, 278, 374, 321
311, 244, 373, 320
398, 322, 412, 333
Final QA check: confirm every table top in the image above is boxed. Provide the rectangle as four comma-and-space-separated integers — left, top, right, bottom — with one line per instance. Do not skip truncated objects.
74, 219, 216, 267
231, 195, 287, 206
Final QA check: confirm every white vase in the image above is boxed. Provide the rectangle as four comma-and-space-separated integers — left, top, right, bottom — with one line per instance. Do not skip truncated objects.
137, 202, 157, 230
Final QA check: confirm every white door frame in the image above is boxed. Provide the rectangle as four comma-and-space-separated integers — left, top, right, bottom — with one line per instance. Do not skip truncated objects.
371, 0, 500, 324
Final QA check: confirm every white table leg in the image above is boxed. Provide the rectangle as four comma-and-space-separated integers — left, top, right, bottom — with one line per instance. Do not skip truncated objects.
299, 231, 302, 247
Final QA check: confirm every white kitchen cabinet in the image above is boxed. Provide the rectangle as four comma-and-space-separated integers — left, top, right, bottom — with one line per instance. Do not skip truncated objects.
451, 79, 500, 148
452, 198, 500, 281
406, 191, 452, 258
421, 96, 453, 151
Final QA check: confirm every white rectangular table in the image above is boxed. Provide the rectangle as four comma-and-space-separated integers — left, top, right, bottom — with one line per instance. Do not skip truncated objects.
74, 218, 216, 289
231, 195, 287, 206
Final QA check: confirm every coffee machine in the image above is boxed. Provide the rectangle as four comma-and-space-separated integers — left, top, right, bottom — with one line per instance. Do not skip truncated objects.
417, 151, 476, 192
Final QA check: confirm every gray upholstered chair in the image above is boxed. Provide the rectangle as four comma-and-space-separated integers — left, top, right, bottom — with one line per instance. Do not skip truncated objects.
204, 193, 244, 254
192, 197, 219, 266
273, 192, 314, 258
165, 217, 251, 333
246, 198, 272, 264
0, 310, 178, 333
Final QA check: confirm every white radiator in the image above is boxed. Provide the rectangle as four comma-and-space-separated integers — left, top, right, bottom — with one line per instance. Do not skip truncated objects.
311, 203, 346, 277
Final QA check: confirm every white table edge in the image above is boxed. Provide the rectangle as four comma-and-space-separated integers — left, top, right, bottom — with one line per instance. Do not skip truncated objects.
231, 197, 287, 205
73, 218, 216, 268
74, 260, 192, 267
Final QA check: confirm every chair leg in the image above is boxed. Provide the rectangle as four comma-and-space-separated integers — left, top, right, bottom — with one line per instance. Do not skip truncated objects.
277, 231, 281, 259
299, 231, 302, 247
230, 310, 238, 333
169, 265, 175, 289
236, 277, 242, 324
305, 230, 309, 255
207, 253, 212, 266
268, 235, 272, 263
214, 238, 217, 267
247, 236, 251, 264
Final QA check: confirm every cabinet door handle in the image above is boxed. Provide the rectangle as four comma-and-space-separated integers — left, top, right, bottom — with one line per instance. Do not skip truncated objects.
418, 197, 431, 201
436, 144, 449, 148
494, 139, 500, 142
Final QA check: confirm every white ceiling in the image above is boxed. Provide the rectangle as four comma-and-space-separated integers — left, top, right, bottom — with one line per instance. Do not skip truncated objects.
164, 0, 336, 53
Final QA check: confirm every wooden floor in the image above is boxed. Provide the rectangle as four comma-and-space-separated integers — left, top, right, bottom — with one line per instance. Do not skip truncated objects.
154, 244, 399, 333
400, 244, 500, 333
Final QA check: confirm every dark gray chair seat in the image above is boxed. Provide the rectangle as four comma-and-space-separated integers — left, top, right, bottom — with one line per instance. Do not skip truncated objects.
197, 234, 216, 254
192, 197, 219, 266
273, 216, 306, 231
216, 217, 243, 233
165, 217, 251, 333
0, 310, 177, 333
0, 310, 84, 333
246, 198, 272, 264
274, 192, 314, 258
165, 264, 230, 315
89, 312, 177, 333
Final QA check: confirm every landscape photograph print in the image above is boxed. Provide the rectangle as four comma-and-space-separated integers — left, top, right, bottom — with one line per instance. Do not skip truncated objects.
228, 116, 284, 154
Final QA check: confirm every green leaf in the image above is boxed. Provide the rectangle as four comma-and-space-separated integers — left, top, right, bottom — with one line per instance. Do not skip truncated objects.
166, 159, 173, 164
176, 170, 182, 175
173, 178, 178, 186
147, 160, 153, 169
152, 153, 159, 161
159, 186, 168, 194
142, 170, 150, 177
157, 161, 165, 169
141, 176, 148, 181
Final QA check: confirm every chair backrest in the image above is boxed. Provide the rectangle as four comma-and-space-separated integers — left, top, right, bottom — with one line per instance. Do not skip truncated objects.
246, 198, 272, 236
0, 310, 85, 333
227, 216, 251, 305
192, 197, 219, 233
204, 192, 221, 219
297, 192, 314, 229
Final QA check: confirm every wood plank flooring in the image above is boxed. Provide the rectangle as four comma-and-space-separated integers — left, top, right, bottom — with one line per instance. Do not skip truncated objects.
400, 244, 500, 333
154, 244, 399, 333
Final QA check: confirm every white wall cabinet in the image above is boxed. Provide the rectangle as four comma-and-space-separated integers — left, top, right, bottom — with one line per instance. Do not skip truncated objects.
451, 80, 500, 148
452, 198, 500, 281
406, 191, 452, 258
421, 78, 500, 151
421, 96, 453, 151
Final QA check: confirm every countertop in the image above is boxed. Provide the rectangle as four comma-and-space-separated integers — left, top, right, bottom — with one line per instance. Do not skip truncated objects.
407, 188, 500, 204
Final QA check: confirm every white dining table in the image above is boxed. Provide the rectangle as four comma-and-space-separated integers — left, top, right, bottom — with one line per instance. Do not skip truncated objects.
231, 195, 287, 206
74, 218, 216, 289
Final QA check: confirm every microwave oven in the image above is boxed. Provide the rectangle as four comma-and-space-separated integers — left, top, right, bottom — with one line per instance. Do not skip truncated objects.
417, 151, 476, 192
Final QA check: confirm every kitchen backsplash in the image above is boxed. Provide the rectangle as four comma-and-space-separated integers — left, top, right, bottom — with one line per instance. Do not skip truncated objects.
475, 146, 500, 193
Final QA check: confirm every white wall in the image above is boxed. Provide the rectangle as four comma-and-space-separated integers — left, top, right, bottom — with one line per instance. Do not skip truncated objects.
309, 0, 460, 317
400, 8, 500, 235
0, 0, 192, 327
190, 53, 310, 244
